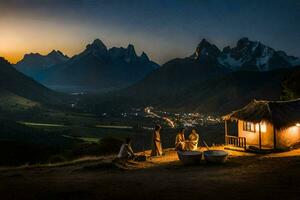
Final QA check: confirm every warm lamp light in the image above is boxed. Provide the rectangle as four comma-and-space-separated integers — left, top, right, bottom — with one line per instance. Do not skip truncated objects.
296, 123, 300, 127
256, 122, 267, 133
260, 123, 267, 133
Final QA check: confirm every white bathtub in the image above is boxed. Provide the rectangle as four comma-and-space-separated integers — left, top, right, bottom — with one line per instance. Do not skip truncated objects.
177, 150, 202, 165
204, 150, 228, 164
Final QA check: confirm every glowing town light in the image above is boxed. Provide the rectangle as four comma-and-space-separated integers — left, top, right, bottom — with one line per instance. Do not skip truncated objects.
163, 117, 175, 128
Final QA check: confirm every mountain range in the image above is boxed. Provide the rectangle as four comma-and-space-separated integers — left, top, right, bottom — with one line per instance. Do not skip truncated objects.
86, 38, 300, 114
14, 38, 299, 94
10, 37, 300, 114
190, 37, 300, 71
216, 37, 300, 71
15, 39, 159, 93
15, 50, 69, 77
126, 38, 300, 94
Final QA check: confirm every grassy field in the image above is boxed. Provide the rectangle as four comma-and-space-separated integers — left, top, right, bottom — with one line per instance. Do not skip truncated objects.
95, 125, 133, 129
0, 118, 129, 166
20, 122, 66, 127
0, 91, 39, 111
19, 121, 137, 140
0, 94, 225, 167
0, 115, 224, 166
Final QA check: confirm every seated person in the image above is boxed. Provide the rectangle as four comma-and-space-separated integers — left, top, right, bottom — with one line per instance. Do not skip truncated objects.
175, 128, 186, 151
186, 129, 199, 151
117, 137, 135, 160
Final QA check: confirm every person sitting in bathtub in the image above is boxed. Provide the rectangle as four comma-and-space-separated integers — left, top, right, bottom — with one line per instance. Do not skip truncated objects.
186, 129, 199, 151
175, 128, 186, 151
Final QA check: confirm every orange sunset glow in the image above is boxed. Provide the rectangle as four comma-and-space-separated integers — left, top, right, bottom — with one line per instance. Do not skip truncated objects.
0, 17, 90, 64
0, 15, 182, 65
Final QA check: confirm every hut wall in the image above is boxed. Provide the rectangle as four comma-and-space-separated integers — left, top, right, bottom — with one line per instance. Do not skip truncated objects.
261, 123, 274, 148
238, 120, 258, 146
238, 120, 274, 148
277, 126, 300, 148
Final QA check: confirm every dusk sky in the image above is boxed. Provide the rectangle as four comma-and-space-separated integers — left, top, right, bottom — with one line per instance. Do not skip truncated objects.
0, 0, 299, 64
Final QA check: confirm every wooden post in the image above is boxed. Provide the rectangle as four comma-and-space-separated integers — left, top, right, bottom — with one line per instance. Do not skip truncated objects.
259, 123, 262, 150
273, 126, 277, 150
225, 120, 228, 145
225, 120, 228, 136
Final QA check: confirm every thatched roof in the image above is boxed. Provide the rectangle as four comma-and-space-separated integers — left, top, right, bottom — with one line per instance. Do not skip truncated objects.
223, 99, 300, 130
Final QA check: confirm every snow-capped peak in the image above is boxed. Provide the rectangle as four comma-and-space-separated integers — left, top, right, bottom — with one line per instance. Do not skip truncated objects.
216, 38, 298, 71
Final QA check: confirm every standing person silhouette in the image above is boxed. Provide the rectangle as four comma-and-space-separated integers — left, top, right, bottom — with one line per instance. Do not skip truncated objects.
151, 125, 163, 156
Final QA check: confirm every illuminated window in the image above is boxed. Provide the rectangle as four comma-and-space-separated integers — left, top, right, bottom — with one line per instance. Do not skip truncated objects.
256, 122, 267, 133
243, 121, 255, 132
260, 123, 267, 133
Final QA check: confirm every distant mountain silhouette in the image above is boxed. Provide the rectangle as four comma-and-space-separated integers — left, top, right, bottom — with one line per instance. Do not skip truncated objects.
91, 38, 300, 114
15, 50, 69, 78
127, 38, 300, 96
15, 39, 159, 93
0, 57, 63, 105
126, 39, 230, 97
11, 37, 300, 113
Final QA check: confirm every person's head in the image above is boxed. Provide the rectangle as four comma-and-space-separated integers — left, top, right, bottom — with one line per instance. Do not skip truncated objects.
155, 125, 161, 131
125, 137, 132, 145
192, 129, 197, 134
179, 128, 185, 134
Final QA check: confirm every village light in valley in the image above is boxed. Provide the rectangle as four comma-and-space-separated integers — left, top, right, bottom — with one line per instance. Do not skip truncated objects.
163, 117, 175, 128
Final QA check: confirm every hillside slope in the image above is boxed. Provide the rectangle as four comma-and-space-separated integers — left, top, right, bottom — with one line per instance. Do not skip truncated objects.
88, 66, 300, 114
0, 57, 65, 106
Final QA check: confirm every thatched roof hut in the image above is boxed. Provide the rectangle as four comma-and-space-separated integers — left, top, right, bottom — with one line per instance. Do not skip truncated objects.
224, 99, 300, 130
224, 99, 300, 150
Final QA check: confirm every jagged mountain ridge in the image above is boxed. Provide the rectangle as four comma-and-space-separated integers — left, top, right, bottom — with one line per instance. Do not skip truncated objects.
104, 38, 300, 114
193, 37, 300, 71
126, 37, 300, 99
15, 39, 159, 92
15, 50, 69, 77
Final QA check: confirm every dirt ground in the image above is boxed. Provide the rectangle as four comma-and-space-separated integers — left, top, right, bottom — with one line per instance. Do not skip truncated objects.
1, 147, 300, 200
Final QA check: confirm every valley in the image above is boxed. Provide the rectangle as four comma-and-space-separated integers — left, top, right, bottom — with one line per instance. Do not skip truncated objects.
0, 92, 224, 166
0, 37, 299, 167
1, 2, 300, 199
